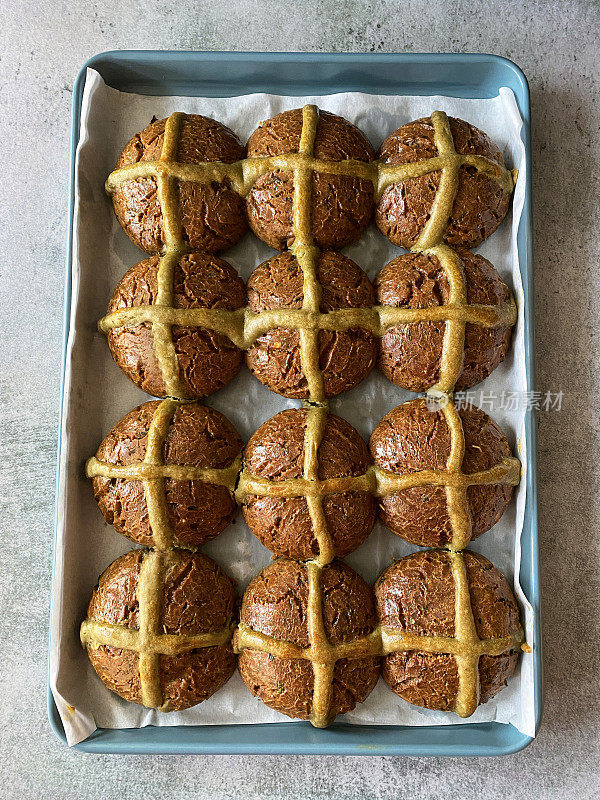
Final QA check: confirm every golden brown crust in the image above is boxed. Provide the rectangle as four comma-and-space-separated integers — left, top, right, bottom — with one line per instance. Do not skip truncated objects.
91, 400, 242, 549
247, 172, 374, 251
84, 550, 236, 711
247, 250, 375, 313
105, 253, 246, 399
115, 116, 245, 167
376, 250, 512, 391
375, 550, 522, 713
241, 409, 375, 559
245, 251, 376, 398
238, 650, 380, 721
376, 116, 511, 248
245, 327, 377, 399
237, 559, 380, 721
246, 109, 375, 250
382, 651, 460, 712
243, 493, 376, 560
369, 398, 514, 548
112, 114, 247, 254
247, 109, 375, 162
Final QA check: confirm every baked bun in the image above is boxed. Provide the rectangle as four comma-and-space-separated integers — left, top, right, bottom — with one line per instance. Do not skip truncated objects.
375, 549, 523, 715
102, 253, 246, 399
110, 114, 247, 254
239, 408, 376, 559
81, 550, 236, 711
246, 108, 375, 249
235, 559, 380, 724
370, 398, 518, 549
88, 400, 242, 549
376, 249, 513, 391
376, 115, 511, 249
245, 251, 377, 398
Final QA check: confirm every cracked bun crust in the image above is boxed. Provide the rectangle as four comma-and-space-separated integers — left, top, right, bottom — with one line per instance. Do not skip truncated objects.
242, 408, 376, 559
246, 108, 375, 250
106, 253, 246, 399
369, 398, 514, 548
375, 250, 513, 391
92, 401, 242, 548
245, 251, 377, 398
376, 116, 511, 248
238, 559, 380, 720
375, 549, 521, 712
111, 114, 247, 254
85, 550, 236, 710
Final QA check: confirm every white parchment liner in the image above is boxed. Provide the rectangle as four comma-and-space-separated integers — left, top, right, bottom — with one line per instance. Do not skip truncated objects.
50, 68, 535, 745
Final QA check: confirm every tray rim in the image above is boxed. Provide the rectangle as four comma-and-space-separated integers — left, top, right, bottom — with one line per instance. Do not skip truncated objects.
49, 49, 541, 757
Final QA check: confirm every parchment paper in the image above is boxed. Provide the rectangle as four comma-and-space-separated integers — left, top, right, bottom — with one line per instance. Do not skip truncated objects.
50, 68, 535, 746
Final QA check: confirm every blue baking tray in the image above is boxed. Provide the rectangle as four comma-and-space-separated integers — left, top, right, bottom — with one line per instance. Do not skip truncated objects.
50, 51, 541, 756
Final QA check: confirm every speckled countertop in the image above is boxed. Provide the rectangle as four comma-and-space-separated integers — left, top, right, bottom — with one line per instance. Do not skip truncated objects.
1, 1, 598, 797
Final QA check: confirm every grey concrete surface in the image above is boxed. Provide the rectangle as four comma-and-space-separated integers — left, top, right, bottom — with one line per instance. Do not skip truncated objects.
0, 0, 598, 797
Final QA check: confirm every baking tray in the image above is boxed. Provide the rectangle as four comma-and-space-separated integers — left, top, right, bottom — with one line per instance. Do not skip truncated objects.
49, 50, 541, 756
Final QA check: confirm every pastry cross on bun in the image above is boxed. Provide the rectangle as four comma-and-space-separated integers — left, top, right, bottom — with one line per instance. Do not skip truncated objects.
376, 113, 514, 249
370, 398, 520, 549
375, 549, 525, 716
234, 559, 381, 726
81, 549, 236, 711
99, 252, 247, 400
245, 251, 377, 399
376, 248, 515, 392
87, 400, 242, 550
246, 107, 375, 250
107, 113, 248, 254
237, 407, 376, 560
